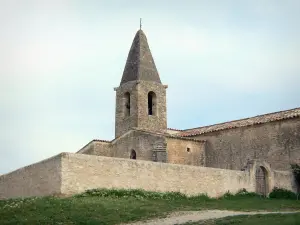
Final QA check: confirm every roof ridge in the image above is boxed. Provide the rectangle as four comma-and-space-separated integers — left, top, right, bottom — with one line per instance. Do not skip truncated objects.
179, 107, 300, 137
131, 127, 167, 136
183, 107, 300, 132
166, 135, 206, 143
131, 128, 205, 143
167, 128, 183, 131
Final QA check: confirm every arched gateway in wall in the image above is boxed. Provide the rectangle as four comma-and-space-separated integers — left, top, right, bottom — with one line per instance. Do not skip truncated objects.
255, 166, 268, 196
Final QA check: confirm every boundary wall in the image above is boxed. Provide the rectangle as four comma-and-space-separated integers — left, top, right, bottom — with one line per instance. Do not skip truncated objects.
0, 154, 62, 199
61, 153, 253, 197
0, 153, 296, 199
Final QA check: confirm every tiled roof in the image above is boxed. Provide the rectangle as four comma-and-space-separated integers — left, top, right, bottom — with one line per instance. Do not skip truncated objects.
166, 135, 206, 143
167, 128, 183, 131
131, 127, 168, 136
178, 107, 300, 137
132, 127, 205, 143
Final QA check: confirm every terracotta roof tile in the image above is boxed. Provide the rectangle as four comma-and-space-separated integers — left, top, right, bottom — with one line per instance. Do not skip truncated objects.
167, 128, 183, 131
132, 128, 205, 143
178, 107, 300, 137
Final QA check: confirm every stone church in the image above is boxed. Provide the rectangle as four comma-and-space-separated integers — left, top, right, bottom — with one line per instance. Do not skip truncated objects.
78, 28, 300, 173
1, 28, 299, 199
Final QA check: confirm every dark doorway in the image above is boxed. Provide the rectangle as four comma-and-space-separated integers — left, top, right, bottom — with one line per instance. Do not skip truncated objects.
130, 150, 136, 159
255, 166, 268, 196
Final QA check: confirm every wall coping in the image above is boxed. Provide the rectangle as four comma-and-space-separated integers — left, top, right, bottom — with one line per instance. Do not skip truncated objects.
62, 152, 245, 174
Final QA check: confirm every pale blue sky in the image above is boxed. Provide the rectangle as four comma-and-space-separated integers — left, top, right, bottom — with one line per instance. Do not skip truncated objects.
1, 0, 300, 174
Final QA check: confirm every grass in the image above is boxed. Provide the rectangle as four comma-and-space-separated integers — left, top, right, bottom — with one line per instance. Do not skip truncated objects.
0, 188, 300, 225
182, 213, 300, 225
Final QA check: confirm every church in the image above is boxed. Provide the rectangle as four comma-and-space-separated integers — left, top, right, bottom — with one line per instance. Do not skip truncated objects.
1, 28, 299, 199
78, 28, 300, 173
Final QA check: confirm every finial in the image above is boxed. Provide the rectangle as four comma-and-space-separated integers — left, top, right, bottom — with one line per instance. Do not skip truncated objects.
140, 18, 142, 30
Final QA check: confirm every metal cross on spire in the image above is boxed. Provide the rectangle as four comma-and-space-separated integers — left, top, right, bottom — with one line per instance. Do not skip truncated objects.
140, 18, 142, 30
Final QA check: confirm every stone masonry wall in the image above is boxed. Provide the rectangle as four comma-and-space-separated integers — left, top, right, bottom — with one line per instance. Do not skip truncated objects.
61, 153, 253, 197
77, 141, 112, 156
166, 138, 206, 166
115, 81, 138, 137
111, 130, 166, 161
77, 130, 166, 162
0, 154, 62, 199
1, 153, 296, 199
273, 170, 297, 192
115, 80, 167, 138
94, 141, 112, 156
192, 118, 300, 171
110, 131, 139, 159
136, 81, 167, 133
77, 141, 94, 154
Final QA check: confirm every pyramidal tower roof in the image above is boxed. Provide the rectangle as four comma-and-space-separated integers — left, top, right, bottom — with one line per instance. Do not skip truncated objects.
120, 29, 161, 85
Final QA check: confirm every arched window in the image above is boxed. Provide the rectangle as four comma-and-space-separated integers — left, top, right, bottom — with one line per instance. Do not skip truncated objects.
148, 91, 157, 115
124, 92, 130, 117
130, 149, 136, 159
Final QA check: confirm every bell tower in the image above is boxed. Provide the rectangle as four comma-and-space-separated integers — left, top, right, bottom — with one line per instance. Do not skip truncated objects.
114, 29, 167, 137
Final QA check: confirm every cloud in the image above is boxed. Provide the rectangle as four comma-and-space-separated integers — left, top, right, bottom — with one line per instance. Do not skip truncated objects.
0, 0, 300, 174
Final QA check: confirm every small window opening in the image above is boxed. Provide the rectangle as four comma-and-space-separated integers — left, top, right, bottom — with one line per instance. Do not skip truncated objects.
148, 91, 157, 115
130, 149, 136, 159
124, 92, 130, 117
187, 147, 190, 152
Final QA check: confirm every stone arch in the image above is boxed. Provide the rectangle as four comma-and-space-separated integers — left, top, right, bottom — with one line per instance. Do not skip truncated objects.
255, 166, 269, 196
124, 92, 130, 117
148, 91, 157, 115
130, 149, 136, 159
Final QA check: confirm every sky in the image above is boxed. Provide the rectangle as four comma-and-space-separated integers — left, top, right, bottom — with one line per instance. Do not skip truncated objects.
1, 0, 300, 174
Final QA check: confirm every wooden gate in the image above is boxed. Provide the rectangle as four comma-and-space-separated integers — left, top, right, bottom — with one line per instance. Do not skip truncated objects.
255, 166, 268, 196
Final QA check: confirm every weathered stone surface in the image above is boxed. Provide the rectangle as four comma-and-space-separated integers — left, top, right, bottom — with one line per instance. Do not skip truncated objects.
0, 153, 295, 199
0, 154, 62, 199
60, 153, 253, 197
78, 140, 112, 157
120, 29, 161, 85
115, 80, 167, 138
191, 118, 300, 171
273, 170, 297, 191
166, 137, 206, 166
112, 130, 166, 161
